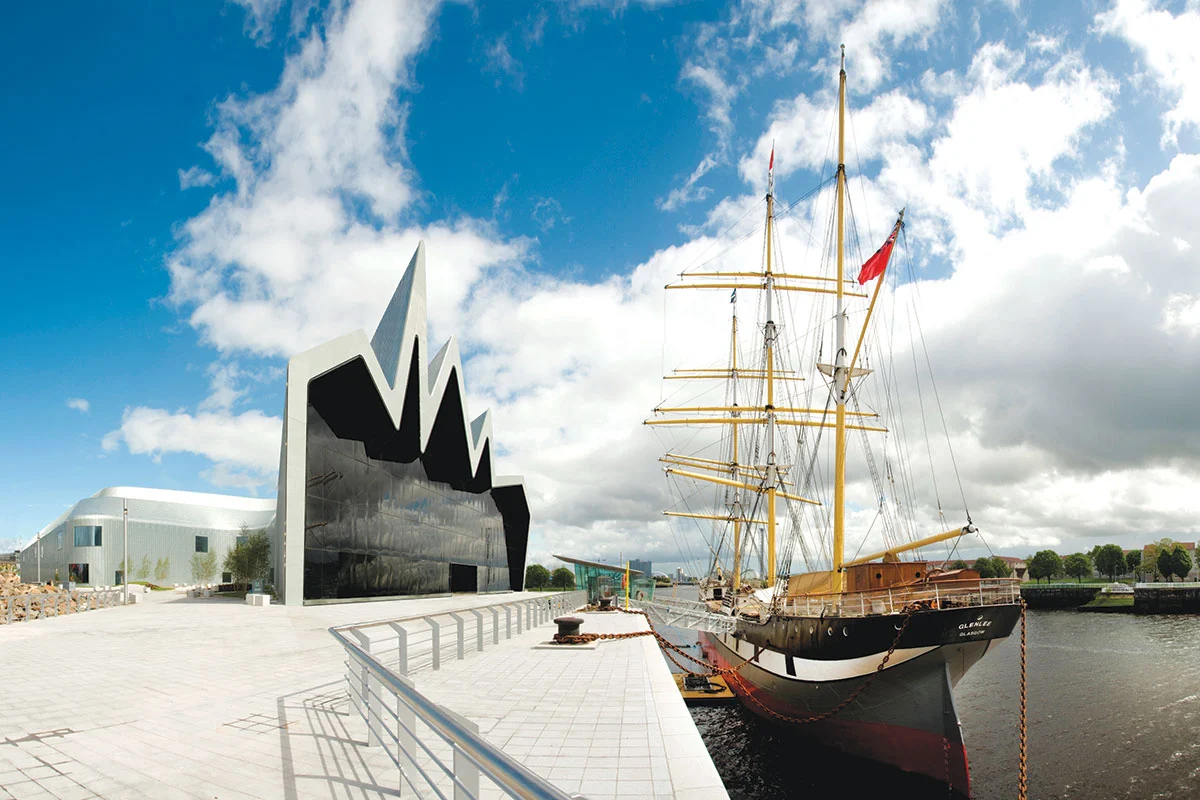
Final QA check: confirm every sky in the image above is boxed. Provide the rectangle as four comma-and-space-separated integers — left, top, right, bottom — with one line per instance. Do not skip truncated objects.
3, 0, 1200, 577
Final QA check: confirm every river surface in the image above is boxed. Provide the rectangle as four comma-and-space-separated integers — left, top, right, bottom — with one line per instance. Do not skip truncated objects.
659, 599, 1200, 799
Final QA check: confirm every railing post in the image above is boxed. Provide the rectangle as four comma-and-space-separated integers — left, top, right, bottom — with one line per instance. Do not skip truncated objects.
25, 595, 31, 621
428, 618, 442, 671
349, 630, 374, 740
468, 609, 485, 652
5, 598, 11, 625
525, 600, 533, 630
394, 674, 418, 788
389, 622, 409, 676
490, 606, 500, 645
513, 603, 521, 635
935, 584, 941, 608
449, 613, 466, 661
443, 707, 480, 800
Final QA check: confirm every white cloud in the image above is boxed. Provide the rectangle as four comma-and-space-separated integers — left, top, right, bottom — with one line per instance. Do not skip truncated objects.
66, 398, 90, 414
147, 2, 1200, 573
483, 35, 524, 90
102, 406, 281, 491
658, 154, 718, 211
740, 88, 931, 183
230, 0, 285, 45
167, 0, 526, 358
178, 166, 217, 190
1096, 0, 1200, 147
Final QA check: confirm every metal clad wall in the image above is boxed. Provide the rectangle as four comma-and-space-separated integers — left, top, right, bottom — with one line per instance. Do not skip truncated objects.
18, 492, 276, 587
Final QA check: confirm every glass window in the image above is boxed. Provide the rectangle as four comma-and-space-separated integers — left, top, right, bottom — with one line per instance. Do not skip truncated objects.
68, 563, 89, 584
222, 572, 232, 584
57, 531, 62, 550
195, 536, 209, 553
236, 535, 248, 547
73, 525, 102, 547
303, 402, 510, 600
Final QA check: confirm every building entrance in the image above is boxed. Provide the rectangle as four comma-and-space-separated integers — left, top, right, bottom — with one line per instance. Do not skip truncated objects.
449, 563, 477, 593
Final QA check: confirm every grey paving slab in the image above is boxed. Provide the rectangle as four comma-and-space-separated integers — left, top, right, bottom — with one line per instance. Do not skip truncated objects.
0, 590, 725, 799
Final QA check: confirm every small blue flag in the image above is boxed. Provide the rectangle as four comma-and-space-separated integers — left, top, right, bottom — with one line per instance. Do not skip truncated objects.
730, 289, 736, 303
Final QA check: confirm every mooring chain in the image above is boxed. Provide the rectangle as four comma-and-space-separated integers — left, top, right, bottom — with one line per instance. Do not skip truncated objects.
560, 602, 920, 726
555, 606, 757, 676
1018, 598, 1028, 800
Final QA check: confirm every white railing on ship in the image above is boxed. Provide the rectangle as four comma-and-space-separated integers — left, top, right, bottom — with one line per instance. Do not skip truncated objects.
778, 579, 1020, 618
1, 588, 125, 625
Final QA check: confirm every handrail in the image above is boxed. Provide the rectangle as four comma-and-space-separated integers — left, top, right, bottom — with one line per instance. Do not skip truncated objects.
330, 625, 579, 800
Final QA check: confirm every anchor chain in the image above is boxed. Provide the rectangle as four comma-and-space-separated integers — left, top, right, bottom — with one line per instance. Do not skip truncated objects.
1018, 598, 1028, 800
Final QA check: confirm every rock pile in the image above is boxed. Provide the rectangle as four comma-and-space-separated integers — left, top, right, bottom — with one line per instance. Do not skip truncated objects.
0, 565, 87, 623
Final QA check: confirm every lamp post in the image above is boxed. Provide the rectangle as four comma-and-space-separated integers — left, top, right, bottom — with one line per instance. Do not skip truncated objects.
123, 499, 129, 605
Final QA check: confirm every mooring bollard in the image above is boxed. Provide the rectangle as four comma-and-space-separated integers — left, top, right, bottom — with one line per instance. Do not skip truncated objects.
554, 616, 584, 638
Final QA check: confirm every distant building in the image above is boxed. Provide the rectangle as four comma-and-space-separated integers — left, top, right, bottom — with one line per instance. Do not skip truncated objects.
629, 559, 651, 577
994, 556, 1029, 582
675, 567, 684, 584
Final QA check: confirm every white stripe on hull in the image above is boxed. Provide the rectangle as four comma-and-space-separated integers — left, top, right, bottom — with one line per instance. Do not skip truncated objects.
716, 631, 939, 682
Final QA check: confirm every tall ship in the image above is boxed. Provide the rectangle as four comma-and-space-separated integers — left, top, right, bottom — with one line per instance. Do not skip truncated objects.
645, 49, 1021, 798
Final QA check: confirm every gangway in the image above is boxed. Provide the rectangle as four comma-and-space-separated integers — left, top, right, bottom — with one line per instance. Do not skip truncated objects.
639, 596, 737, 634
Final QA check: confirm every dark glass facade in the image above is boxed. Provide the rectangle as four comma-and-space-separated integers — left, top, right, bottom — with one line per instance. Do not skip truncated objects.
303, 403, 510, 600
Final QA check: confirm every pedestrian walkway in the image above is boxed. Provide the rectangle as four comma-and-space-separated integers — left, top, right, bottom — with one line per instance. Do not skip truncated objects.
0, 589, 726, 799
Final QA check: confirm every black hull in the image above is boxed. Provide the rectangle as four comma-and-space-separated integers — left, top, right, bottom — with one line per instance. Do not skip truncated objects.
701, 603, 1021, 798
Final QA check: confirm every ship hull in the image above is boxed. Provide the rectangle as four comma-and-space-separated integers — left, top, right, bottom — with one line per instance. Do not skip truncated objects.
699, 604, 1020, 798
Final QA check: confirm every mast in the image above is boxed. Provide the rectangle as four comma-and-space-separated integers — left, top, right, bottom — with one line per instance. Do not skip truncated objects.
730, 302, 742, 592
832, 45, 848, 595
764, 147, 778, 588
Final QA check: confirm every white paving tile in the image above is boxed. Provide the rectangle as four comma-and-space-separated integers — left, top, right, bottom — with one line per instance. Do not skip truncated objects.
0, 593, 726, 799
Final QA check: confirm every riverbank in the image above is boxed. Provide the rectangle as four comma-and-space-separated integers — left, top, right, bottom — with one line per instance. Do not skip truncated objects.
1021, 584, 1200, 613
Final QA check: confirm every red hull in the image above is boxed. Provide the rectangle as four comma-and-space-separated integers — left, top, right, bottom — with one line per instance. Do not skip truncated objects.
706, 635, 972, 798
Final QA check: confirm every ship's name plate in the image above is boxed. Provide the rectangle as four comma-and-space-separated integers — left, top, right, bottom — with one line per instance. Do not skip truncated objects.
957, 619, 993, 636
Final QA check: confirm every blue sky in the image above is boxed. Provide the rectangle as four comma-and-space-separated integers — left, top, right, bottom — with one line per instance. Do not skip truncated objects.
4, 0, 1200, 575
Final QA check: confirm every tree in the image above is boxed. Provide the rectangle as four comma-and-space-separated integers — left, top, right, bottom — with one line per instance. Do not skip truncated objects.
947, 559, 969, 571
990, 557, 1014, 578
1158, 543, 1193, 582
1028, 550, 1063, 584
224, 530, 271, 589
1172, 546, 1194, 581
1094, 544, 1127, 581
154, 557, 170, 585
1063, 552, 1093, 583
524, 564, 550, 590
135, 555, 151, 581
550, 567, 575, 589
1125, 550, 1141, 577
972, 558, 997, 579
190, 551, 218, 586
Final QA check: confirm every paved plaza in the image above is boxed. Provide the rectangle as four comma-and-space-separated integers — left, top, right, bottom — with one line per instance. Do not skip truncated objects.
0, 590, 727, 800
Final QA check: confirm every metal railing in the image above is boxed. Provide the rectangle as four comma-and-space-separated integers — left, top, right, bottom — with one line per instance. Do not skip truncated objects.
1135, 582, 1200, 589
0, 588, 124, 625
641, 596, 737, 634
329, 590, 589, 799
337, 590, 588, 677
778, 579, 1021, 618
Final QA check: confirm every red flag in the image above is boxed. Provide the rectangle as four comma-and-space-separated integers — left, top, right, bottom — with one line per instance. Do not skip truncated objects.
857, 223, 899, 284
768, 146, 774, 172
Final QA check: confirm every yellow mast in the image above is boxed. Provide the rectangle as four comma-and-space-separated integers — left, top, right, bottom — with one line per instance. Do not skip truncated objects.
730, 309, 742, 592
765, 145, 778, 588
832, 45, 848, 595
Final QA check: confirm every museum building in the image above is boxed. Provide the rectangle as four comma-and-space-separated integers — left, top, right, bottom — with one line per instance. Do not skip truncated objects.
18, 243, 530, 606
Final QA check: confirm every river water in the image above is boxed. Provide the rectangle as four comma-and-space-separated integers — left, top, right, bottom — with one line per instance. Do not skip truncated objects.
662, 606, 1200, 799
